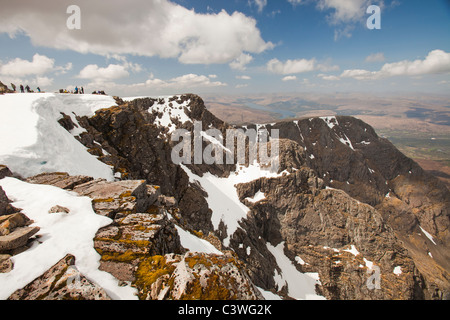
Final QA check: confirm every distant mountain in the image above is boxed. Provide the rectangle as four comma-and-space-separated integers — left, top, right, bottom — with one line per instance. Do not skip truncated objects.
0, 92, 448, 300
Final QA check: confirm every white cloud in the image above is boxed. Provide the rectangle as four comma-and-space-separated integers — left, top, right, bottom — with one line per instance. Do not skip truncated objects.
236, 75, 252, 80
316, 0, 384, 40
267, 58, 316, 74
287, 0, 304, 6
0, 0, 273, 65
317, 0, 372, 24
282, 75, 297, 81
341, 50, 450, 80
251, 0, 268, 13
0, 54, 55, 77
144, 73, 227, 90
318, 74, 340, 81
229, 53, 254, 71
267, 58, 339, 75
365, 52, 385, 63
77, 64, 130, 80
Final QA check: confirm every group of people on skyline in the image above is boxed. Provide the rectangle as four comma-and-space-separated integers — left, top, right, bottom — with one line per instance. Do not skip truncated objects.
10, 83, 40, 93
5, 82, 106, 95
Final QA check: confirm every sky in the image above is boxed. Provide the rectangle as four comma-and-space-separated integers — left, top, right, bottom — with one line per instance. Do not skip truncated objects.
0, 0, 449, 97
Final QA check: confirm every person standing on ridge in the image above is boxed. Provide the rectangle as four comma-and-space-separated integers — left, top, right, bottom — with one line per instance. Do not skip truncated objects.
20, 84, 24, 93
10, 83, 16, 92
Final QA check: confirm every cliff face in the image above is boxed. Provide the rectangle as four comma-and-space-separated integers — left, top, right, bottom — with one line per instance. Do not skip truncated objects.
1, 93, 448, 300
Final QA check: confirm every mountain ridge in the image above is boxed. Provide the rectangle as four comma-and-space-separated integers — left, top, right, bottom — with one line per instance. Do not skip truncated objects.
0, 92, 448, 300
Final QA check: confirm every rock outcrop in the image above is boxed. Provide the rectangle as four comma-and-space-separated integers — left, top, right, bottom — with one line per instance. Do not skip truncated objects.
8, 254, 111, 300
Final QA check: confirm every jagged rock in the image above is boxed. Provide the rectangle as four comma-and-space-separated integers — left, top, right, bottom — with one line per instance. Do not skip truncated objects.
48, 205, 70, 214
0, 81, 14, 94
0, 186, 19, 217
133, 252, 263, 300
94, 209, 183, 282
0, 165, 13, 179
8, 254, 111, 300
0, 212, 32, 236
0, 254, 13, 273
72, 179, 156, 218
26, 172, 93, 190
232, 167, 426, 300
0, 226, 40, 252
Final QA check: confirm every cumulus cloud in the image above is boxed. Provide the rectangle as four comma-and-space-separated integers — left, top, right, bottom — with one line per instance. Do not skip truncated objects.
316, 0, 384, 40
287, 0, 304, 6
0, 54, 55, 77
365, 52, 386, 63
0, 0, 273, 65
229, 53, 254, 71
236, 75, 252, 80
144, 73, 227, 89
340, 49, 450, 80
77, 64, 130, 80
250, 0, 268, 13
282, 76, 297, 81
267, 58, 339, 75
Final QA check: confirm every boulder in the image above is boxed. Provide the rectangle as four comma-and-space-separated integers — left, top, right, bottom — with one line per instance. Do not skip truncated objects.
0, 165, 13, 179
0, 226, 40, 252
0, 186, 19, 217
0, 212, 32, 236
8, 254, 111, 300
48, 205, 70, 214
26, 172, 93, 190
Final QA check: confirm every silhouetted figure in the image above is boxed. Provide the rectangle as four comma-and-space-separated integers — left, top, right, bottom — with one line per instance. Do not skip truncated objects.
80, 87, 84, 94
37, 87, 41, 93
74, 86, 79, 94
25, 85, 31, 93
20, 85, 24, 93
10, 83, 16, 92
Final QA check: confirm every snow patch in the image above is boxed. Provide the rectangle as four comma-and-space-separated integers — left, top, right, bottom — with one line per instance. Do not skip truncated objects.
266, 242, 324, 300
419, 226, 436, 245
175, 225, 222, 255
180, 162, 283, 247
393, 266, 402, 276
0, 93, 115, 180
245, 191, 266, 203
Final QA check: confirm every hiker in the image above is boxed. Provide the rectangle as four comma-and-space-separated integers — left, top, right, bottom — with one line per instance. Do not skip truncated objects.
37, 87, 41, 93
10, 83, 16, 92
25, 85, 30, 93
80, 87, 84, 94
74, 86, 79, 94
20, 85, 24, 93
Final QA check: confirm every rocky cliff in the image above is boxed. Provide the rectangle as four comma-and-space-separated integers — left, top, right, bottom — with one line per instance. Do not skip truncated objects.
0, 93, 448, 300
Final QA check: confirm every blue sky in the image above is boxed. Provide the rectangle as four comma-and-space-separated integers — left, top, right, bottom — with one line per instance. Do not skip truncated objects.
0, 0, 449, 96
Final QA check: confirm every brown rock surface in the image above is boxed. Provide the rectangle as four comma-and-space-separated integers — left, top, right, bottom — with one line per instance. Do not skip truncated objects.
8, 254, 111, 300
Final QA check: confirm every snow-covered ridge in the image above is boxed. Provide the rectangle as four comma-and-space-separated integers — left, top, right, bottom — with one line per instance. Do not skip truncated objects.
0, 93, 117, 180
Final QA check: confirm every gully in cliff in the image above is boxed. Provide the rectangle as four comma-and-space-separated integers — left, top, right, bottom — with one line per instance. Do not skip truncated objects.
171, 121, 280, 172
